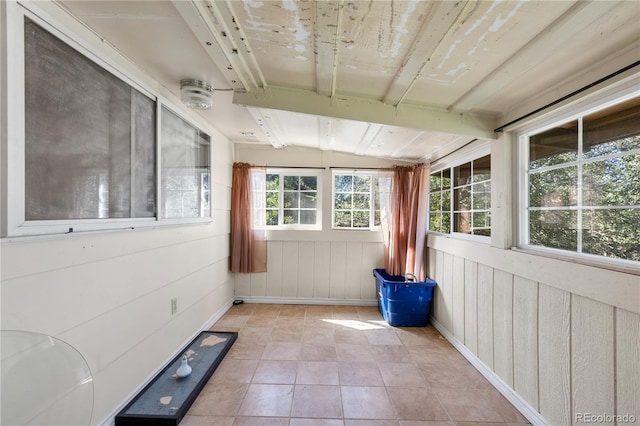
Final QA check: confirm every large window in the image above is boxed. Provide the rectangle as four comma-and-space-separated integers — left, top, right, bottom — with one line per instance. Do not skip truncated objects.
428, 154, 491, 238
265, 171, 321, 228
332, 172, 391, 229
7, 13, 212, 237
521, 95, 640, 263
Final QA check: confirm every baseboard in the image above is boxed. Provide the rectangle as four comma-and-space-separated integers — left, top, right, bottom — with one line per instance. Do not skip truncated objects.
99, 297, 235, 426
237, 296, 377, 306
430, 316, 548, 426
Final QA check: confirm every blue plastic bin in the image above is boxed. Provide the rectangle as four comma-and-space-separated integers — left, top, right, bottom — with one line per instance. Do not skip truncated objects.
373, 268, 436, 327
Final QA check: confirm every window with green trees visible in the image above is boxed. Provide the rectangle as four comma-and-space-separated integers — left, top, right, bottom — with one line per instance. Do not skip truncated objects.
521, 95, 640, 262
265, 172, 320, 228
332, 172, 391, 229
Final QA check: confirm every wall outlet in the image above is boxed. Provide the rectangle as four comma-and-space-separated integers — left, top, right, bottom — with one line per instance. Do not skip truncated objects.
171, 297, 178, 315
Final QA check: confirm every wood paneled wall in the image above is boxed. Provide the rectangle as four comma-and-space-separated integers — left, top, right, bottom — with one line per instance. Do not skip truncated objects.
429, 245, 640, 425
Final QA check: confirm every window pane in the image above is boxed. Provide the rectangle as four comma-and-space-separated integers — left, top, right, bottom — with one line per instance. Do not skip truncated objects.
283, 209, 298, 224
284, 176, 299, 190
529, 166, 578, 208
300, 210, 317, 225
300, 192, 317, 208
24, 18, 156, 220
429, 213, 441, 232
442, 190, 451, 211
429, 192, 441, 212
161, 107, 210, 218
334, 211, 352, 227
300, 176, 317, 190
334, 193, 352, 209
353, 175, 371, 192
454, 162, 471, 187
430, 172, 441, 191
442, 212, 451, 233
266, 210, 279, 225
582, 208, 640, 261
442, 169, 451, 189
454, 212, 471, 234
266, 174, 279, 190
529, 210, 577, 251
284, 192, 299, 208
529, 121, 578, 169
473, 182, 491, 210
473, 155, 491, 182
334, 175, 352, 192
266, 192, 279, 209
472, 212, 491, 236
583, 155, 640, 206
583, 97, 640, 159
353, 194, 370, 210
454, 188, 471, 211
353, 211, 370, 228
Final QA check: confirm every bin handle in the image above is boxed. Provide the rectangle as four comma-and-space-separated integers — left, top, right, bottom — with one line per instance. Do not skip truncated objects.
405, 273, 417, 282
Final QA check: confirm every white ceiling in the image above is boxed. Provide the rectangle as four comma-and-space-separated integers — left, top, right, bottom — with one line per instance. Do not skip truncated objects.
58, 0, 640, 161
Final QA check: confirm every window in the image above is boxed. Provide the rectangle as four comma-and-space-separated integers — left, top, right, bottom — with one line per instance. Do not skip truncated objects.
6, 12, 212, 237
161, 107, 210, 219
265, 171, 321, 228
428, 154, 491, 238
521, 95, 640, 263
332, 172, 391, 229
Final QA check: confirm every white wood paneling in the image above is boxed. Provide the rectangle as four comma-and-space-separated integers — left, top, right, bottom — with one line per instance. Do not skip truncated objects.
452, 255, 465, 342
345, 242, 363, 299
616, 308, 640, 419
313, 241, 331, 298
281, 241, 299, 297
360, 242, 381, 300
464, 259, 478, 356
297, 242, 316, 298
513, 275, 538, 410
266, 240, 283, 297
539, 284, 571, 426
250, 272, 267, 297
329, 242, 347, 299
234, 273, 251, 297
477, 263, 494, 369
433, 249, 445, 327
493, 269, 513, 387
442, 253, 454, 331
571, 295, 615, 423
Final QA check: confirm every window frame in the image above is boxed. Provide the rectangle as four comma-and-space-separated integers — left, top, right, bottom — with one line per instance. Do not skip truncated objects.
428, 146, 492, 243
516, 88, 640, 269
331, 170, 392, 231
3, 4, 212, 238
264, 168, 323, 231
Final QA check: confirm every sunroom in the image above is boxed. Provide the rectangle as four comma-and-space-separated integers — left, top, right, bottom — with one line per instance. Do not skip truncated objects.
1, 1, 638, 425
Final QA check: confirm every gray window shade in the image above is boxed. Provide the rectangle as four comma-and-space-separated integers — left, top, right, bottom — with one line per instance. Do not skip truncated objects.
160, 107, 210, 218
24, 17, 156, 221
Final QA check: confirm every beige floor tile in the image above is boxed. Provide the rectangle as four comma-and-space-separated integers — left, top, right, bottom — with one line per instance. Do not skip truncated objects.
237, 326, 273, 345
291, 419, 344, 426
299, 343, 338, 361
421, 364, 493, 390
278, 305, 308, 318
345, 421, 399, 426
372, 345, 413, 363
378, 363, 427, 387
252, 360, 298, 384
211, 315, 250, 331
335, 329, 371, 345
262, 342, 302, 360
179, 415, 235, 425
302, 328, 336, 345
387, 388, 450, 421
211, 359, 259, 383
366, 329, 403, 345
233, 417, 289, 425
336, 343, 375, 362
227, 342, 265, 360
187, 382, 248, 416
399, 422, 454, 426
431, 388, 506, 423
341, 386, 396, 419
338, 362, 384, 386
297, 361, 340, 385
237, 384, 294, 417
291, 385, 343, 418
270, 329, 304, 342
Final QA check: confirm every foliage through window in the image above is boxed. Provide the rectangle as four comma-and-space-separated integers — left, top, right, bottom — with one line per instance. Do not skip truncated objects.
523, 95, 640, 262
265, 172, 320, 227
429, 154, 491, 237
332, 172, 391, 229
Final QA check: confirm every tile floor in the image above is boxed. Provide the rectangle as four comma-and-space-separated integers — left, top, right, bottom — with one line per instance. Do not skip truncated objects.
182, 304, 530, 426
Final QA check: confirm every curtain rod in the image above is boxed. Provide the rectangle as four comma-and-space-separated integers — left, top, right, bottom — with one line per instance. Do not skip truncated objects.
494, 61, 640, 133
259, 166, 326, 169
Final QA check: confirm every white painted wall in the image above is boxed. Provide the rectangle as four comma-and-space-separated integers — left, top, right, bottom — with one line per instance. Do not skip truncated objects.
0, 2, 236, 425
234, 144, 413, 304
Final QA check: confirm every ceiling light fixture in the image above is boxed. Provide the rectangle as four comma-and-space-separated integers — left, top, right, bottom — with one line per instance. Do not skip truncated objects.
180, 79, 214, 110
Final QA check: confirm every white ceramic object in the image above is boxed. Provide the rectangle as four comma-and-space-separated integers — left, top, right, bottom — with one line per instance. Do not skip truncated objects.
176, 355, 192, 378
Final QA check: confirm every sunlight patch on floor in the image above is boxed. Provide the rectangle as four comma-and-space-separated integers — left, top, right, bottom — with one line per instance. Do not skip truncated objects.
322, 319, 386, 330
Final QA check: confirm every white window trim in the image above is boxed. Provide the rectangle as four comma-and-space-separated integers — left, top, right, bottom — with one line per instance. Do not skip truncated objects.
4, 3, 212, 238
428, 145, 492, 243
265, 168, 323, 231
331, 169, 392, 231
516, 85, 640, 270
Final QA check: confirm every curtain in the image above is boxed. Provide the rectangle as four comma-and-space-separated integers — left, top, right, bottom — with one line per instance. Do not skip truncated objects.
385, 163, 429, 280
229, 162, 267, 273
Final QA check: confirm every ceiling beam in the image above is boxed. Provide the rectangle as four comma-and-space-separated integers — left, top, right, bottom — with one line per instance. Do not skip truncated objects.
448, 0, 623, 112
314, 0, 343, 97
247, 107, 285, 149
354, 124, 384, 156
234, 86, 498, 140
383, 1, 472, 106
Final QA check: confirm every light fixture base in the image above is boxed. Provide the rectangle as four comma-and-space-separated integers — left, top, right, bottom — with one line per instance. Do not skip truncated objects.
180, 79, 214, 110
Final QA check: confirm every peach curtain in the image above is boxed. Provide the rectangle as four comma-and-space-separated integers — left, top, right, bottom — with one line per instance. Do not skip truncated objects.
385, 163, 429, 280
229, 162, 267, 273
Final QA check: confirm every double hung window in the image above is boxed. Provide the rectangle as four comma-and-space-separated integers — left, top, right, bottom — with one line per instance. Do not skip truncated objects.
265, 171, 321, 229
520, 95, 640, 263
332, 172, 391, 229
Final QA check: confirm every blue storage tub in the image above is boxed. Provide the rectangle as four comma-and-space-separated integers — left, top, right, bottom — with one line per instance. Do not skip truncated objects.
373, 268, 436, 327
